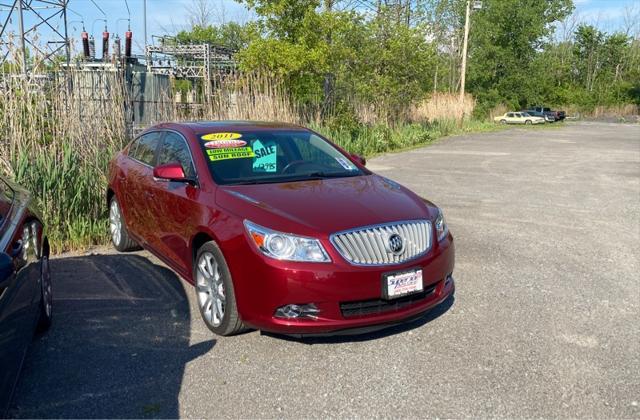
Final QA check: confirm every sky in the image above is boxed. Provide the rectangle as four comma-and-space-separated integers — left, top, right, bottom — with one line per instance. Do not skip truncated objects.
2, 0, 638, 56
573, 0, 639, 33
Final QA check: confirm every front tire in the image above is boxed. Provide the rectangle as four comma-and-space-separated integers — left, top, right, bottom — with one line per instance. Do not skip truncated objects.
194, 241, 245, 336
36, 254, 52, 332
525, 120, 532, 125
109, 197, 139, 252
500, 119, 507, 124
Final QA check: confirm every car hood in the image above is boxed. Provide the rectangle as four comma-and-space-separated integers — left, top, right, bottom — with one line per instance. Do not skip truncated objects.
215, 174, 436, 235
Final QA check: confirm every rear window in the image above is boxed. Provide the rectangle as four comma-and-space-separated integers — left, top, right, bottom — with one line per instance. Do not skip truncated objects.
129, 132, 162, 166
198, 130, 364, 185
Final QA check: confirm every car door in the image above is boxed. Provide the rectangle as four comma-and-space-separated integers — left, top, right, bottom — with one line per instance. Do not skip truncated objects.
0, 180, 40, 414
148, 131, 203, 276
122, 131, 163, 245
505, 112, 515, 123
514, 112, 525, 124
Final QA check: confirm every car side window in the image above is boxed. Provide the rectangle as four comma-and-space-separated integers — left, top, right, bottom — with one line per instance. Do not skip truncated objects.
130, 132, 162, 166
128, 137, 141, 158
507, 113, 514, 117
158, 132, 196, 178
0, 179, 14, 226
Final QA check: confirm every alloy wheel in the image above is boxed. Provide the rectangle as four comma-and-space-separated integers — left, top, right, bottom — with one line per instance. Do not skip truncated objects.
109, 200, 122, 246
196, 252, 226, 327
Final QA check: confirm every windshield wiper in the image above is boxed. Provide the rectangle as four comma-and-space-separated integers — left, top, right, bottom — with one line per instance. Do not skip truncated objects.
226, 178, 285, 185
225, 172, 359, 185
303, 171, 360, 178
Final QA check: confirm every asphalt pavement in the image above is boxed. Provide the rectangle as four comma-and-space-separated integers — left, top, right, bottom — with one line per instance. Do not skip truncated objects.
9, 121, 640, 418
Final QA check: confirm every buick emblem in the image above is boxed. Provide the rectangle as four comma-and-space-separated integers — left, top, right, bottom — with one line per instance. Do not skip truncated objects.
386, 233, 405, 255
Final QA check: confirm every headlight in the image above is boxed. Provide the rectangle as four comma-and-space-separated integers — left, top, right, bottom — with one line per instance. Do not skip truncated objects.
244, 220, 331, 263
435, 209, 448, 242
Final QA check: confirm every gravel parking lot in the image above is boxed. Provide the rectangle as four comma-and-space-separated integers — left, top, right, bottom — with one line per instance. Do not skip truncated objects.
9, 121, 640, 418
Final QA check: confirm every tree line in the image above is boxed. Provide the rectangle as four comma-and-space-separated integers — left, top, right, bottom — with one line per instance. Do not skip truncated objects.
176, 0, 640, 121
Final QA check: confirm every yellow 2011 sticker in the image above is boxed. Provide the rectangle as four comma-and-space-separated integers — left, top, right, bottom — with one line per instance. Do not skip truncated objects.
206, 147, 255, 161
201, 132, 243, 141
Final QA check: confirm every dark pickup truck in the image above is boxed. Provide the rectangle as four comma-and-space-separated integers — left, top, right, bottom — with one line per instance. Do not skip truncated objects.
523, 106, 566, 122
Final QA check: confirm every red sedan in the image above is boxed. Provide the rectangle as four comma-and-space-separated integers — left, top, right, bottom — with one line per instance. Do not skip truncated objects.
107, 122, 454, 336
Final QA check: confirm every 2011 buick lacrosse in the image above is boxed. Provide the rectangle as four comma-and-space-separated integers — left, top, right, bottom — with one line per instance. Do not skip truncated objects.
107, 121, 454, 336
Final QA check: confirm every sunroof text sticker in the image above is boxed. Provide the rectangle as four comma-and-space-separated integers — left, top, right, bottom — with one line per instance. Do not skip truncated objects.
206, 147, 255, 162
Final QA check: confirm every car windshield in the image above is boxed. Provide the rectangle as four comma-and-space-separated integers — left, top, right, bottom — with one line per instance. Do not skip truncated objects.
522, 112, 531, 117
198, 129, 365, 185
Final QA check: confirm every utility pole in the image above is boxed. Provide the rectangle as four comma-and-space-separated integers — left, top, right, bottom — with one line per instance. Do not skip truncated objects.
459, 1, 482, 103
62, 0, 70, 68
143, 0, 148, 48
459, 0, 470, 103
17, 0, 27, 75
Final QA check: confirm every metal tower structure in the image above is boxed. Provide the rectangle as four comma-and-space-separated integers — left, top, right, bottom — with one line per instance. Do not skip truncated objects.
145, 36, 235, 101
0, 0, 70, 74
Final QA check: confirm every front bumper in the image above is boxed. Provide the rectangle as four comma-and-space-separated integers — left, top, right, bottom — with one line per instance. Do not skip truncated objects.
228, 233, 455, 334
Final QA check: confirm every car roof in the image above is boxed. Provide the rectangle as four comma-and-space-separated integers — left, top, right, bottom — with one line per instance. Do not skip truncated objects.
153, 121, 308, 137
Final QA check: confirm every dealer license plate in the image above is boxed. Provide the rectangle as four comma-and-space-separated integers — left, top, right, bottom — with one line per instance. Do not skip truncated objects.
383, 269, 423, 299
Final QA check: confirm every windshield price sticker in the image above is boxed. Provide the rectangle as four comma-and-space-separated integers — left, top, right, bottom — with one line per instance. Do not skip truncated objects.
335, 156, 357, 171
204, 140, 247, 149
201, 132, 243, 141
207, 147, 255, 161
252, 139, 277, 173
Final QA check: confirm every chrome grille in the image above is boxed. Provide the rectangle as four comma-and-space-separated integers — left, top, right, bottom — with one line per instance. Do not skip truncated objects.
330, 220, 432, 265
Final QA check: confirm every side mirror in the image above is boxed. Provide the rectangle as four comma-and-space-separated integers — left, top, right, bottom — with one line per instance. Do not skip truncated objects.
153, 162, 187, 182
350, 153, 366, 167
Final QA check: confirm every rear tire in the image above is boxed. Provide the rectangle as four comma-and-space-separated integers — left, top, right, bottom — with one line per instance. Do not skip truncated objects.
36, 254, 52, 332
109, 197, 139, 252
194, 241, 246, 336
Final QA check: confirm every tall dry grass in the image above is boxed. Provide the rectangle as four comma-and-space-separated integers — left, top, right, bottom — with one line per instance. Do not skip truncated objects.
0, 69, 131, 251
209, 73, 300, 123
409, 92, 475, 123
488, 103, 509, 120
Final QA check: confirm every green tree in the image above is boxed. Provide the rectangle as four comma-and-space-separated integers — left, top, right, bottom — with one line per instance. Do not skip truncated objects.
465, 0, 573, 113
175, 22, 253, 51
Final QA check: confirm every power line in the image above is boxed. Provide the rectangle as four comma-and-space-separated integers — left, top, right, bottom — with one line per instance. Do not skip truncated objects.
89, 0, 106, 19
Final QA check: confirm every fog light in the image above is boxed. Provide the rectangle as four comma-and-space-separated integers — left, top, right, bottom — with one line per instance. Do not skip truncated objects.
444, 274, 453, 286
275, 303, 320, 319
